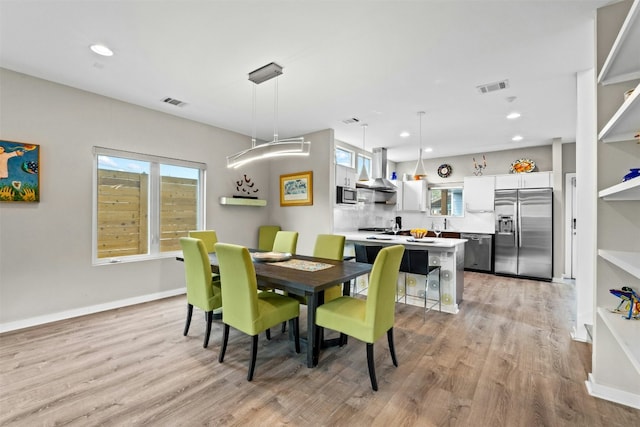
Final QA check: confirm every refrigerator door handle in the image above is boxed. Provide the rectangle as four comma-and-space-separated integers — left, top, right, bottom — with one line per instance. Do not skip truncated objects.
517, 200, 522, 248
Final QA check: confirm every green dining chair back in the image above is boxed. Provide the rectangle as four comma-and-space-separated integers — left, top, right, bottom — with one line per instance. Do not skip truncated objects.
258, 225, 281, 251
315, 244, 405, 391
179, 237, 223, 348
313, 234, 346, 302
188, 230, 218, 253
272, 231, 298, 254
215, 242, 300, 381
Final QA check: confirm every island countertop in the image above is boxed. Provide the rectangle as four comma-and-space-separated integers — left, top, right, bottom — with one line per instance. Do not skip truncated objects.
342, 232, 467, 314
342, 233, 467, 248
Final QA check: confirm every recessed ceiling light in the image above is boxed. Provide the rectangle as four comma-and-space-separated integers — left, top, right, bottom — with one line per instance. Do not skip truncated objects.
506, 112, 521, 119
424, 147, 433, 152
90, 44, 114, 57
400, 131, 410, 138
512, 135, 523, 142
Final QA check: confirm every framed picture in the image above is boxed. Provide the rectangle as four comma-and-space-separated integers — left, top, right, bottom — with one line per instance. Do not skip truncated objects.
0, 140, 40, 202
280, 171, 313, 206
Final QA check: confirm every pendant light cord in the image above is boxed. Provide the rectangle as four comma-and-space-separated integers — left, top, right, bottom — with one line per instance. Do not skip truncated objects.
273, 77, 279, 143
251, 84, 257, 148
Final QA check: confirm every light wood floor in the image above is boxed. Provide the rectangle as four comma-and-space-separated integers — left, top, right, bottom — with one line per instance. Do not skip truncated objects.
1, 272, 638, 426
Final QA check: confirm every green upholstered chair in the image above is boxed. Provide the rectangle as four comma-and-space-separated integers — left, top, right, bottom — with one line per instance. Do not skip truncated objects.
315, 244, 405, 391
272, 231, 298, 254
179, 237, 223, 348
281, 234, 345, 332
188, 230, 218, 253
258, 225, 281, 251
215, 242, 300, 381
188, 230, 221, 284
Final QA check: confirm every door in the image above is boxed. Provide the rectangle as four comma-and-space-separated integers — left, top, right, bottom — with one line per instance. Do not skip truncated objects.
494, 189, 518, 275
517, 188, 552, 279
564, 174, 577, 279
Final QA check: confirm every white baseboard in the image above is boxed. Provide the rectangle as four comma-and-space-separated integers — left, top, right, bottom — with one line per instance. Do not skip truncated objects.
0, 288, 186, 333
585, 373, 640, 410
571, 325, 590, 343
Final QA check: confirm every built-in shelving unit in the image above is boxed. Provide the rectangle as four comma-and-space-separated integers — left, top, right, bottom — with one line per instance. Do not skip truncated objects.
598, 0, 640, 85
598, 178, 640, 200
591, 0, 640, 409
598, 81, 640, 142
596, 308, 640, 375
219, 197, 267, 207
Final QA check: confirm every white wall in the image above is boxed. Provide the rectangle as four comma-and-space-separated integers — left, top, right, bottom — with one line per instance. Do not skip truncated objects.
268, 129, 334, 256
0, 69, 275, 328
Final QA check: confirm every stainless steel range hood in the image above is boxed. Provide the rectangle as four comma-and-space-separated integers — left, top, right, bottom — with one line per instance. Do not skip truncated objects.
356, 147, 397, 191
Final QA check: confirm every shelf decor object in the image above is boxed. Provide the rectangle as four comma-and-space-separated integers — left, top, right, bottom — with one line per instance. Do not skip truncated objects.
226, 62, 310, 169
0, 140, 40, 202
280, 171, 313, 207
472, 155, 486, 176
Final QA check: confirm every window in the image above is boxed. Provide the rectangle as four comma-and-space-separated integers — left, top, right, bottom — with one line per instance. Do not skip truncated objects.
335, 146, 354, 168
93, 147, 205, 264
356, 154, 371, 177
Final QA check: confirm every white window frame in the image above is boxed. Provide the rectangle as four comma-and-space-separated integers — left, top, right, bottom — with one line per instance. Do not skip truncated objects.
92, 146, 206, 265
335, 146, 355, 168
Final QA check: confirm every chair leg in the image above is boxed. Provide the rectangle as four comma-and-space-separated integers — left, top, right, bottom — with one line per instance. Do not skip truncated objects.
183, 303, 193, 336
204, 311, 213, 348
387, 328, 398, 367
290, 317, 300, 353
281, 321, 287, 333
366, 343, 378, 391
265, 328, 271, 340
219, 324, 230, 363
339, 333, 348, 347
248, 335, 259, 381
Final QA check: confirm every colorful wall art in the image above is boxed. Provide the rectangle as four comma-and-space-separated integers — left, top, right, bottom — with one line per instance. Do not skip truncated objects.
0, 140, 40, 202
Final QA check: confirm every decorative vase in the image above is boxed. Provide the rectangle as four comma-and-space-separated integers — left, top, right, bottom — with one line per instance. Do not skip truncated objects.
622, 168, 640, 182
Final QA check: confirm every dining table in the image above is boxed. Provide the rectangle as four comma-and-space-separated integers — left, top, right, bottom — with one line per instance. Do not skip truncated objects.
177, 251, 372, 368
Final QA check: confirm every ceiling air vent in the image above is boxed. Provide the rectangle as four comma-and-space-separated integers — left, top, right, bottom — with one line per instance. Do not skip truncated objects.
476, 79, 510, 94
342, 117, 360, 124
162, 97, 186, 107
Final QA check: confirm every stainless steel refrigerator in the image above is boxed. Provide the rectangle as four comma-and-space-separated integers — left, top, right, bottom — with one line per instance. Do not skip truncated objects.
494, 188, 552, 281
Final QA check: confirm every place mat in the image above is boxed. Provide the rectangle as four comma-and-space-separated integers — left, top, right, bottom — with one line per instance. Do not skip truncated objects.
267, 259, 334, 272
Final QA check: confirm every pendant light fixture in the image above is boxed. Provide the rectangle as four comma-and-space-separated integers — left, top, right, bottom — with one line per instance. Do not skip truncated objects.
413, 111, 427, 180
226, 62, 311, 169
358, 124, 370, 182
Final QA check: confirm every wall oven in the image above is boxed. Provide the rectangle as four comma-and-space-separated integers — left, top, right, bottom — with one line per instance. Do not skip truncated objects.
336, 186, 357, 204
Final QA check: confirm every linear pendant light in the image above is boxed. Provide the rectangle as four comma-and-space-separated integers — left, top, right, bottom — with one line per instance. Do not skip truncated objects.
358, 124, 370, 181
226, 62, 311, 169
412, 111, 427, 180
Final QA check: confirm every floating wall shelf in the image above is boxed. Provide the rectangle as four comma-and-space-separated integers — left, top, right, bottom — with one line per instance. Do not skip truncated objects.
219, 197, 267, 207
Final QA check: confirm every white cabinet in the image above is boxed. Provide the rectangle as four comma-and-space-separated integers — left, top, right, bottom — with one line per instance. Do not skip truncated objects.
335, 165, 356, 188
591, 0, 640, 409
494, 171, 552, 189
463, 176, 495, 212
399, 180, 427, 212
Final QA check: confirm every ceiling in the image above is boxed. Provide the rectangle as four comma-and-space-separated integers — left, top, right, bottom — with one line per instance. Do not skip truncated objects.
0, 0, 608, 163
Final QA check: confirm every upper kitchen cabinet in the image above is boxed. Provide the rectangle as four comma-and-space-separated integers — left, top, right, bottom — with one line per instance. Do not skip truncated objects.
494, 171, 552, 190
399, 180, 427, 212
335, 164, 357, 188
463, 176, 495, 213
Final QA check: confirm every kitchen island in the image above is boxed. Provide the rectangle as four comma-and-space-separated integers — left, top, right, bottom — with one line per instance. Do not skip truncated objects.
343, 233, 467, 314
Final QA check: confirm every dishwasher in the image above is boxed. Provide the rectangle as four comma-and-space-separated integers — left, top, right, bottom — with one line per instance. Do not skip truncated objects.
461, 233, 493, 273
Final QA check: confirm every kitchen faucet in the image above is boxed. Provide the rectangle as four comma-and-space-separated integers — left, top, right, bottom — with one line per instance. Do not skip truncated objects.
444, 218, 447, 230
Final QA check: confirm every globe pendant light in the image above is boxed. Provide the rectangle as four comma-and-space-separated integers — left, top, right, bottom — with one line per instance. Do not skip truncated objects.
358, 124, 370, 181
413, 111, 427, 180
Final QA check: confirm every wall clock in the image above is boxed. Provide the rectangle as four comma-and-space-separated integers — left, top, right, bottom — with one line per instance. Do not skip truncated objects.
437, 164, 452, 178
